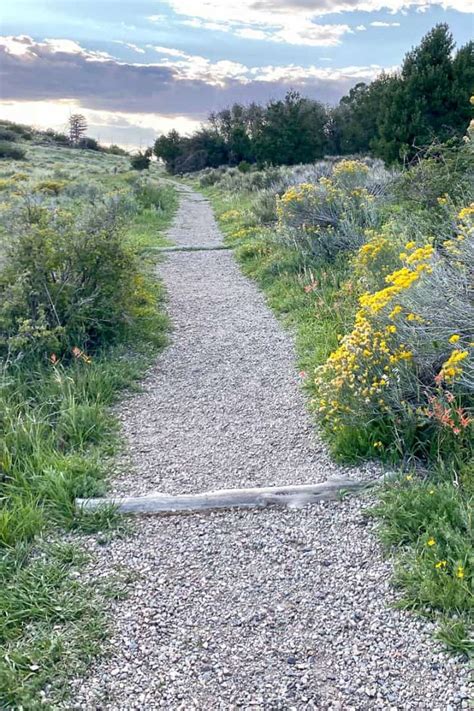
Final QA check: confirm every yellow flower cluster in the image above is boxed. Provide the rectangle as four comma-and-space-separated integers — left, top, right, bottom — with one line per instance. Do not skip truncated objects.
439, 348, 469, 382
443, 202, 473, 255
333, 159, 369, 177
359, 245, 433, 314
315, 240, 435, 425
230, 226, 257, 240
220, 209, 241, 221
457, 203, 474, 222
278, 183, 315, 205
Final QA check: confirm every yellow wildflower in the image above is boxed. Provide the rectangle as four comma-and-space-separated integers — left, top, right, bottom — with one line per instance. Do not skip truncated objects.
427, 538, 436, 547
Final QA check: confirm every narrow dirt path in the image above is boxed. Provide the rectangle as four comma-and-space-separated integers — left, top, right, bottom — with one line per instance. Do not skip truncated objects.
71, 186, 468, 710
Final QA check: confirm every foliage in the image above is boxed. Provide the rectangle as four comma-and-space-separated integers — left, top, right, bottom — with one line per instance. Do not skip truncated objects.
0, 142, 26, 160
68, 114, 88, 145
131, 148, 152, 171
105, 144, 129, 156
157, 24, 472, 173
0, 136, 177, 703
0, 128, 18, 142
276, 160, 389, 261
372, 473, 473, 655
0, 198, 141, 359
202, 123, 473, 652
77, 136, 101, 151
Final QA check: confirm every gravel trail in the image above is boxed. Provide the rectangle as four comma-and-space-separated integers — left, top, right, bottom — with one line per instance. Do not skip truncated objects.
70, 185, 468, 710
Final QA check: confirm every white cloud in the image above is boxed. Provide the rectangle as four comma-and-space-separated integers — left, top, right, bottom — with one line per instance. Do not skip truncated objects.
370, 20, 401, 26
157, 0, 473, 46
273, 22, 351, 46
0, 99, 200, 149
112, 41, 146, 54
1, 34, 115, 61
0, 35, 394, 136
355, 24, 367, 30
150, 45, 190, 58
250, 63, 386, 83
234, 28, 269, 40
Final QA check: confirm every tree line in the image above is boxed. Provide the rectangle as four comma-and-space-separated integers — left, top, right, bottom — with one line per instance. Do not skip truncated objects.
154, 24, 473, 172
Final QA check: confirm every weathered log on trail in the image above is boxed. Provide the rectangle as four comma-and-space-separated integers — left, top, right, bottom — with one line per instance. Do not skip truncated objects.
152, 244, 232, 253
76, 478, 376, 515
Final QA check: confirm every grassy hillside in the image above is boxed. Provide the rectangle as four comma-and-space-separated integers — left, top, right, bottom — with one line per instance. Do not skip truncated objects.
0, 140, 177, 705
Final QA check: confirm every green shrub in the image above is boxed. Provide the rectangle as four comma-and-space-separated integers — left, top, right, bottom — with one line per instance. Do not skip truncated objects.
276, 160, 384, 262
0, 128, 18, 142
134, 179, 173, 211
315, 205, 474, 464
33, 179, 69, 195
131, 150, 151, 171
105, 144, 129, 156
372, 476, 473, 654
0, 142, 26, 160
238, 160, 251, 173
0, 199, 141, 359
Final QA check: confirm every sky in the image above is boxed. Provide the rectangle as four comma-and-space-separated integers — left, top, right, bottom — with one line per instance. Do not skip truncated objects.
0, 1, 472, 148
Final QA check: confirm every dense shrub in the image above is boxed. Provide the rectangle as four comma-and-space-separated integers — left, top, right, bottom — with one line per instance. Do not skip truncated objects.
33, 179, 69, 195
0, 198, 141, 359
131, 150, 151, 171
134, 179, 172, 211
78, 136, 101, 151
276, 160, 388, 262
0, 128, 18, 142
105, 144, 129, 156
315, 205, 473, 461
0, 121, 32, 140
0, 142, 26, 160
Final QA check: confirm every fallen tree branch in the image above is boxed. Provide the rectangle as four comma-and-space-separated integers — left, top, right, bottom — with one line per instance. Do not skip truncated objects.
76, 477, 378, 515
151, 244, 232, 253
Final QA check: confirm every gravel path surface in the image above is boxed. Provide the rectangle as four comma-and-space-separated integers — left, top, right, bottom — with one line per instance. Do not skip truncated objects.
70, 185, 468, 709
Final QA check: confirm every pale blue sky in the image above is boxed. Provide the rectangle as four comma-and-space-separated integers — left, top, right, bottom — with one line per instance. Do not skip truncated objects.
1, 1, 472, 147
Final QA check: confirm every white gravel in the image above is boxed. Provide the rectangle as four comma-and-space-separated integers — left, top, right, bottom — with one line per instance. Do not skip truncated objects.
69, 185, 468, 709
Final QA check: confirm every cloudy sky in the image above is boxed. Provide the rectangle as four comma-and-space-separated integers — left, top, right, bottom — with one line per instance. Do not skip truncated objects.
0, 1, 472, 148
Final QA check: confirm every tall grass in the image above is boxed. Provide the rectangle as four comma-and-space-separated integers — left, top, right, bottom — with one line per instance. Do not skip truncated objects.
0, 147, 177, 704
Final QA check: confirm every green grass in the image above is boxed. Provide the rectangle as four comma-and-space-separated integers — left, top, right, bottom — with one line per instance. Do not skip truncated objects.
127, 182, 177, 252
0, 149, 178, 704
203, 182, 473, 657
372, 468, 473, 655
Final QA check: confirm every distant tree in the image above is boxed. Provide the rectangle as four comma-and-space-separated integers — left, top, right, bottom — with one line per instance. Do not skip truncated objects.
154, 130, 184, 172
153, 25, 473, 173
106, 144, 129, 156
44, 129, 70, 146
452, 40, 474, 129
374, 24, 471, 162
78, 136, 101, 151
131, 147, 152, 170
253, 91, 328, 165
68, 114, 88, 145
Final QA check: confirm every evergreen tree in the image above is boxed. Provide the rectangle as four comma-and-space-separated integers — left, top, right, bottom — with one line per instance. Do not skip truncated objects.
68, 114, 87, 145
